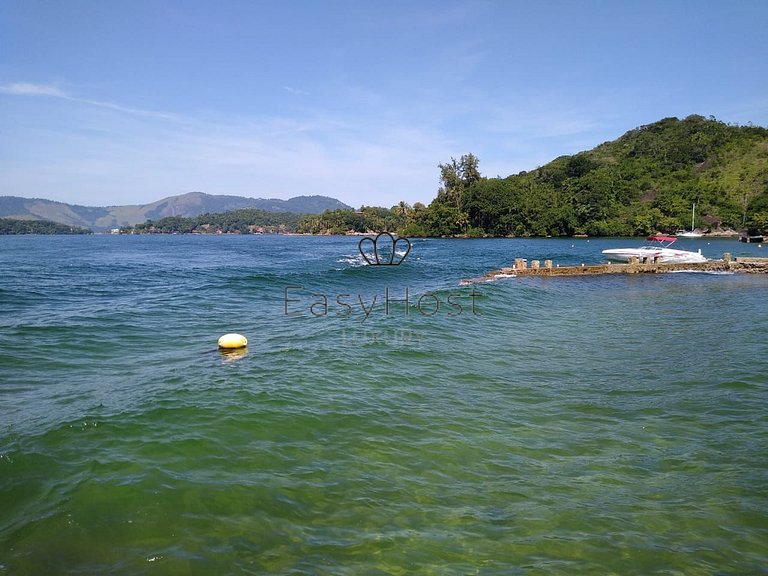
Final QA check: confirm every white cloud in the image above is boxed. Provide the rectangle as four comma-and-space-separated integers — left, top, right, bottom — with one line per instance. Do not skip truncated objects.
0, 82, 68, 97
282, 86, 310, 97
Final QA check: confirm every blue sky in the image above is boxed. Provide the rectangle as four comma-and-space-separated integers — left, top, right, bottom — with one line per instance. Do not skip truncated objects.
1, 0, 767, 209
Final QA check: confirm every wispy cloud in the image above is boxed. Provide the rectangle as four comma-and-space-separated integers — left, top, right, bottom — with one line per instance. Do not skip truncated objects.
282, 86, 310, 97
0, 82, 68, 97
0, 81, 177, 120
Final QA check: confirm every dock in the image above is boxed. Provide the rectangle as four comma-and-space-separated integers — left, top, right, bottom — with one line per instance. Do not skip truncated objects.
469, 254, 768, 283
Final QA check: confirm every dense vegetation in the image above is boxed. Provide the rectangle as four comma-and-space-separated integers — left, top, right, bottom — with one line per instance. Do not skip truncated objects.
296, 205, 413, 235
0, 218, 92, 234
123, 208, 301, 234
122, 115, 768, 237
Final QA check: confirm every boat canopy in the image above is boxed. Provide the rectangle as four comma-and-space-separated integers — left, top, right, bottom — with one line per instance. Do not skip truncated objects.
646, 235, 677, 242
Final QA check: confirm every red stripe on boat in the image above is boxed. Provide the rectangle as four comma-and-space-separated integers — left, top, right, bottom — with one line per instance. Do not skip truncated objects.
646, 235, 677, 242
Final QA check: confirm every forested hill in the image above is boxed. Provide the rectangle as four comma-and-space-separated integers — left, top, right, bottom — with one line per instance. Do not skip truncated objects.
298, 115, 768, 237
0, 218, 92, 235
410, 115, 768, 237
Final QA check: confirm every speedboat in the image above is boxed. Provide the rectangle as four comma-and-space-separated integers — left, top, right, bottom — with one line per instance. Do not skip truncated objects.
602, 235, 707, 264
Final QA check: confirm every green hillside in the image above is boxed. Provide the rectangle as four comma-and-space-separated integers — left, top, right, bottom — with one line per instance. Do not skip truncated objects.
417, 115, 768, 237
0, 218, 92, 235
123, 208, 301, 234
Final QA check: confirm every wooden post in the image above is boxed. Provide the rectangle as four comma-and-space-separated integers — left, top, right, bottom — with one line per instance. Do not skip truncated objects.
544, 260, 553, 268
531, 260, 540, 269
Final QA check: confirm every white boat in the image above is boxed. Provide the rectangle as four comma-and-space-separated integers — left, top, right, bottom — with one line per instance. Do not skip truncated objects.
675, 203, 704, 238
602, 235, 707, 264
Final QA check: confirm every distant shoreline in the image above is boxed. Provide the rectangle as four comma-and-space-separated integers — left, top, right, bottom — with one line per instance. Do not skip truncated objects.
2, 229, 748, 239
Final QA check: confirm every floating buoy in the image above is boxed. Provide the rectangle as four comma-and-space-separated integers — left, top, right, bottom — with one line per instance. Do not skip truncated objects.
218, 333, 247, 349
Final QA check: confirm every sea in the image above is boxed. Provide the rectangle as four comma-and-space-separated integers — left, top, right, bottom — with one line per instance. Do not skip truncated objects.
0, 234, 766, 575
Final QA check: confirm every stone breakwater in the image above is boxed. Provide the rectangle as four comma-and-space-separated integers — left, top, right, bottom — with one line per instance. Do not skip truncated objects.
468, 254, 768, 283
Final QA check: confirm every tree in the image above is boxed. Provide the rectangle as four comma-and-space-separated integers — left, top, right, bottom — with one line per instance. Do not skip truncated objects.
436, 153, 482, 209
395, 201, 410, 217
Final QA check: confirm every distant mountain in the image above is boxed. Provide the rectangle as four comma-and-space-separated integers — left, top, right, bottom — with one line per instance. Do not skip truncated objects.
0, 192, 351, 231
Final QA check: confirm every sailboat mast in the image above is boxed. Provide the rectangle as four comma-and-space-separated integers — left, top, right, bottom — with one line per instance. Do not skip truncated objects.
691, 203, 695, 231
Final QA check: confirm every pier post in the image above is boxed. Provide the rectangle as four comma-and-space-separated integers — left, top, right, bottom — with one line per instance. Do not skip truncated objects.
544, 260, 553, 269
629, 256, 639, 265
531, 260, 540, 269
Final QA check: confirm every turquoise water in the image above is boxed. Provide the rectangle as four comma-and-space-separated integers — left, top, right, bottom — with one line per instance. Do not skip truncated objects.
1, 235, 767, 575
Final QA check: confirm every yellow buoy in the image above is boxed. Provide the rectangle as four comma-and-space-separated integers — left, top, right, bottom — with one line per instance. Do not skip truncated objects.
218, 333, 248, 349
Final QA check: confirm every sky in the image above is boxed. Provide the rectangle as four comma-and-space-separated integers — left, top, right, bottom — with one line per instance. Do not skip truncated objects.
1, 0, 767, 209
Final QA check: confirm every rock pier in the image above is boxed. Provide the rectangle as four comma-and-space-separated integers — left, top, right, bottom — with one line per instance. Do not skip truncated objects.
469, 254, 768, 283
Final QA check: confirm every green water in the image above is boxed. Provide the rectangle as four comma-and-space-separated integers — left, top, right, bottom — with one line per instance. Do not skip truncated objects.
1, 235, 767, 574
